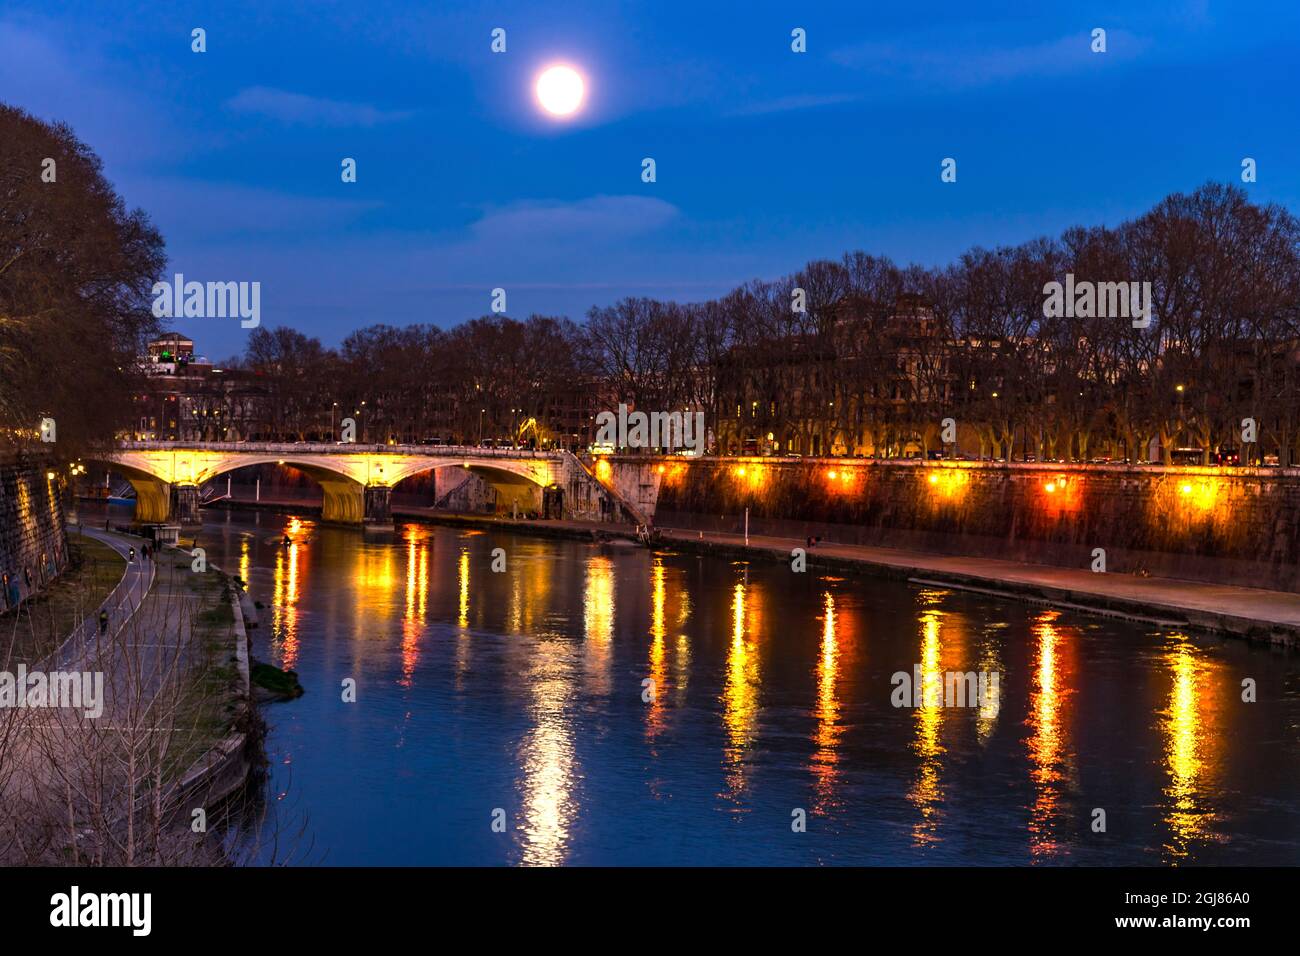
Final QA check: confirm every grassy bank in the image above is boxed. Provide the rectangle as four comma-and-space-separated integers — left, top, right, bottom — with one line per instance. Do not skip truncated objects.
163, 558, 250, 779
0, 534, 124, 664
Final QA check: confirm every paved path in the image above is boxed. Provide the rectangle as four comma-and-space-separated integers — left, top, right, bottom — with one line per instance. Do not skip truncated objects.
43, 526, 154, 671
8, 530, 242, 860
203, 499, 1300, 640
654, 528, 1300, 640
392, 508, 1300, 640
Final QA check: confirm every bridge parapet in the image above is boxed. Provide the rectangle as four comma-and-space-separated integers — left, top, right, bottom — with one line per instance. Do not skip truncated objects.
114, 440, 568, 461
103, 441, 578, 525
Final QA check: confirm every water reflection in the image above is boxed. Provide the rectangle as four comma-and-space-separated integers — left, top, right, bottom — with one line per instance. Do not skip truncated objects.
514, 550, 595, 866
646, 559, 667, 738
722, 576, 761, 801
455, 547, 471, 686
909, 597, 945, 845
665, 555, 692, 706
516, 635, 577, 866
271, 530, 304, 670
401, 529, 429, 687
810, 591, 843, 813
1026, 611, 1076, 861
1161, 635, 1223, 862
457, 548, 470, 629
583, 556, 615, 695
353, 544, 397, 622
177, 508, 1298, 866
975, 626, 1003, 744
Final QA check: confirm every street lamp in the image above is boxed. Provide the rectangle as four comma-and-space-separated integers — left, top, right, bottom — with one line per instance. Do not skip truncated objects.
479, 408, 486, 445
1175, 384, 1185, 450
331, 402, 338, 440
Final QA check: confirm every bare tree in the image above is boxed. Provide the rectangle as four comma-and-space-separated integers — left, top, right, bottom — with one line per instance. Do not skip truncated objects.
0, 104, 164, 459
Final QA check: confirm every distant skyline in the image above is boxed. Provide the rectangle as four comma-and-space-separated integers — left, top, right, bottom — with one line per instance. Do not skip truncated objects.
4, 0, 1299, 358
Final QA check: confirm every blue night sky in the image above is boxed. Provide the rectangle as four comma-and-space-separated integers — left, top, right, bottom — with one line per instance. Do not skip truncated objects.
3, 0, 1298, 359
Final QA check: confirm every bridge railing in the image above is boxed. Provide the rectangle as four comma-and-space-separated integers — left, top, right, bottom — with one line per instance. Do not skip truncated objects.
115, 440, 567, 460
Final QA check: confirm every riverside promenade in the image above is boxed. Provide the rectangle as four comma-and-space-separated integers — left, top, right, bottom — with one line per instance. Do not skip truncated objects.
654, 527, 1300, 642
201, 495, 1300, 641
389, 506, 1300, 643
43, 526, 152, 670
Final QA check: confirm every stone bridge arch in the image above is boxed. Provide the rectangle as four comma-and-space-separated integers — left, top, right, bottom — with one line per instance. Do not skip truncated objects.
99, 450, 373, 525
89, 456, 177, 525
385, 457, 560, 517
102, 444, 573, 527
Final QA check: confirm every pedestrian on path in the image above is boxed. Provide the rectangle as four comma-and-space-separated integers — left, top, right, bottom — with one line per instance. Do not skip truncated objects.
98, 609, 108, 634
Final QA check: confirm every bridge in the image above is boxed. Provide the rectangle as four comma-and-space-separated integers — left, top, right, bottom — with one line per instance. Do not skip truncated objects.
102, 441, 638, 528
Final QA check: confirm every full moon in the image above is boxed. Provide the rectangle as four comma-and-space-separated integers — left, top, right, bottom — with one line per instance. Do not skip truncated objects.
535, 65, 585, 117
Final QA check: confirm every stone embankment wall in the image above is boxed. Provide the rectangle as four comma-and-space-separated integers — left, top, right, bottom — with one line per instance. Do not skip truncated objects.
171, 557, 254, 814
0, 452, 69, 611
625, 456, 1300, 591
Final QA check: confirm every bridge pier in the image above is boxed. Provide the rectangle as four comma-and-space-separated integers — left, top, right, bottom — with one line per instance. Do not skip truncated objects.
169, 483, 203, 525
543, 484, 564, 519
364, 484, 392, 530
126, 477, 172, 524
319, 478, 364, 523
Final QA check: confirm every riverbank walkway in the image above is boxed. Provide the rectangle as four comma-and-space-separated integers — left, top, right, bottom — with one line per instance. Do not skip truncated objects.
43, 526, 154, 670
657, 527, 1300, 640
392, 507, 1300, 641
200, 496, 1300, 641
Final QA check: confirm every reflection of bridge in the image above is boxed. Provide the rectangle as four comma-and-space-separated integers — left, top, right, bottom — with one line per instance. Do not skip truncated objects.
104, 441, 633, 527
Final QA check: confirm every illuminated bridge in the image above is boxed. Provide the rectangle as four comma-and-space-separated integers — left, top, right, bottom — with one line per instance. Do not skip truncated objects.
102, 441, 638, 527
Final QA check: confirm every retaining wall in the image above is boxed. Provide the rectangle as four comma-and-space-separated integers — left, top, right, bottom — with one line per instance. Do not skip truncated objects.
0, 453, 69, 611
635, 457, 1300, 591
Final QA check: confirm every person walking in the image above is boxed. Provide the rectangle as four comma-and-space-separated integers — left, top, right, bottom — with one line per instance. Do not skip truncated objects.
98, 609, 109, 634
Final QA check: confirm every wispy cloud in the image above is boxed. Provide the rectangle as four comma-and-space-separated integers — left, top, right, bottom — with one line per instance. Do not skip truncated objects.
225, 86, 414, 126
730, 92, 860, 116
121, 177, 383, 239
832, 30, 1147, 89
468, 195, 680, 242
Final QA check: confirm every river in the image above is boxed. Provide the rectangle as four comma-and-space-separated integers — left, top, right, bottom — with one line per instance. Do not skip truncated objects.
182, 507, 1300, 865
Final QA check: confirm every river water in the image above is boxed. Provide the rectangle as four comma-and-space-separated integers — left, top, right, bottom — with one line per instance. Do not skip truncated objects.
186, 507, 1299, 866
